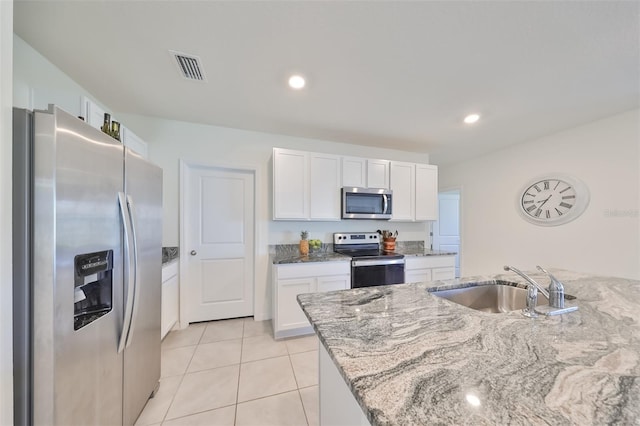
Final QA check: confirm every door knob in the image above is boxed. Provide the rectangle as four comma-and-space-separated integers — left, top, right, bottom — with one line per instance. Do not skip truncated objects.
190, 250, 197, 256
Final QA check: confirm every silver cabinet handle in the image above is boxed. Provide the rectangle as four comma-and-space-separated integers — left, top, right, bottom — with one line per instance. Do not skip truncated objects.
191, 250, 197, 256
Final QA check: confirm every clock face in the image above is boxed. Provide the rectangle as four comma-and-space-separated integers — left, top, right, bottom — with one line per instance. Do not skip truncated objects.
517, 175, 589, 226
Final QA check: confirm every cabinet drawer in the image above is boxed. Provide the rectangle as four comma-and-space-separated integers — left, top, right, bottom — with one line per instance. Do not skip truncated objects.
432, 267, 455, 281
276, 262, 350, 280
405, 256, 455, 270
162, 260, 179, 281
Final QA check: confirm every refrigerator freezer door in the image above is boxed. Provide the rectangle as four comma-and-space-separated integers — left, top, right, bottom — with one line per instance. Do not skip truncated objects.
31, 106, 125, 424
123, 148, 163, 425
12, 108, 33, 426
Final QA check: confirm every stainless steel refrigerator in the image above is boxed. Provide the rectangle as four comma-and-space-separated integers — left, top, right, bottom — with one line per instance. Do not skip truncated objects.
13, 105, 162, 425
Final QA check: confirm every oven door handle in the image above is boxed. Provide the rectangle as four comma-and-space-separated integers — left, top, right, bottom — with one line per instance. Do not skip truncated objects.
352, 258, 405, 267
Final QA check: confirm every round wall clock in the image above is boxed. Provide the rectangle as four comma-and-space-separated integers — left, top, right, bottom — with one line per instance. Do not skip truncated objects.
517, 174, 590, 226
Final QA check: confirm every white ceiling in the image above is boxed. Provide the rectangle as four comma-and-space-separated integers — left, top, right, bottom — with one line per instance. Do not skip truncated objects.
14, 1, 640, 165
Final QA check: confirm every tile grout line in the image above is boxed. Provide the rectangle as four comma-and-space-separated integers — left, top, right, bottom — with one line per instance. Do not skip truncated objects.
286, 347, 312, 425
233, 320, 247, 426
159, 325, 206, 424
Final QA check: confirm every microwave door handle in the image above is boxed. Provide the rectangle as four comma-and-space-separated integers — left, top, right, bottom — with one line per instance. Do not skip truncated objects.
383, 194, 388, 214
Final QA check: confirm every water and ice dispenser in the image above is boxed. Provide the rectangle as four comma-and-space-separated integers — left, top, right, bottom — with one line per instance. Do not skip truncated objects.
73, 250, 113, 330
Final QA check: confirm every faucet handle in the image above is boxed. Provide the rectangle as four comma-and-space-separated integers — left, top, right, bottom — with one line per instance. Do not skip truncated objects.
522, 284, 539, 318
536, 265, 564, 308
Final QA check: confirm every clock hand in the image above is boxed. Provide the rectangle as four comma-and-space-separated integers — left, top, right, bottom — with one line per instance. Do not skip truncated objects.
538, 195, 553, 208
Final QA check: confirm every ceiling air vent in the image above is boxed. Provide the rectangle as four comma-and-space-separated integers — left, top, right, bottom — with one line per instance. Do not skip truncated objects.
170, 50, 207, 82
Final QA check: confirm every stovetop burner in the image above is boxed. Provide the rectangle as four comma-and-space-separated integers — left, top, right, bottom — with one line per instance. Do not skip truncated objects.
333, 232, 404, 260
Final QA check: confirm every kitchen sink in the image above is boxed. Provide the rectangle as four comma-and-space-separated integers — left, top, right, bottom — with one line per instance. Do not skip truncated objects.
428, 281, 549, 313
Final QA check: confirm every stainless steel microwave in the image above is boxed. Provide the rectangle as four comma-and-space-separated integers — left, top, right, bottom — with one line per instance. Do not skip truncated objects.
341, 187, 393, 220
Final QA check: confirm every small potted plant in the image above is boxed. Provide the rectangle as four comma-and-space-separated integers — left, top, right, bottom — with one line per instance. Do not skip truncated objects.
300, 230, 309, 255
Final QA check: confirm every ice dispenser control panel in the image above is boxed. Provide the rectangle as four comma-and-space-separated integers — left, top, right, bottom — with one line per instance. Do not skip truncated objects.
73, 250, 113, 330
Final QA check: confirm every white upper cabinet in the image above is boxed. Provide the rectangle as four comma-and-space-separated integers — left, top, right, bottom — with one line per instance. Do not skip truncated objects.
341, 157, 390, 189
390, 162, 438, 222
273, 148, 340, 220
273, 148, 309, 219
83, 97, 149, 159
121, 126, 149, 159
274, 148, 437, 222
83, 97, 106, 131
309, 153, 341, 220
390, 161, 416, 221
415, 164, 438, 221
367, 159, 390, 189
341, 157, 366, 187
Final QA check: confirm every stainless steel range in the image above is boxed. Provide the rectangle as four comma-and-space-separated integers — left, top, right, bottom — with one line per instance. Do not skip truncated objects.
333, 232, 405, 288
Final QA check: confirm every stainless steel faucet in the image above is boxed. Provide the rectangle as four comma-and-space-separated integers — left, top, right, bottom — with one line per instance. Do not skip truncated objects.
503, 265, 549, 299
504, 265, 567, 315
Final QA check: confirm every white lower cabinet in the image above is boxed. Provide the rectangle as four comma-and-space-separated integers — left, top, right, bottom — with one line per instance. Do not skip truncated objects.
273, 262, 350, 339
404, 256, 455, 283
161, 261, 179, 339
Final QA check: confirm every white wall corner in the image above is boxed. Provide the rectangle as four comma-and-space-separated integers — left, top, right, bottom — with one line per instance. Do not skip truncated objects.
1, 1, 15, 424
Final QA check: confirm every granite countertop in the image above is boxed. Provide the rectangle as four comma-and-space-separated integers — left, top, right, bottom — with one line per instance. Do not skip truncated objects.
162, 247, 179, 264
394, 247, 458, 257
271, 241, 456, 264
297, 270, 640, 425
271, 251, 351, 265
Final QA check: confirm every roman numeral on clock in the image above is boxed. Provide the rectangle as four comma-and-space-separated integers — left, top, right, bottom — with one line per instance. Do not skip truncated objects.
562, 195, 575, 200
526, 205, 537, 212
534, 184, 542, 192
543, 181, 550, 190
555, 208, 563, 216
559, 202, 573, 209
534, 209, 542, 217
545, 210, 550, 219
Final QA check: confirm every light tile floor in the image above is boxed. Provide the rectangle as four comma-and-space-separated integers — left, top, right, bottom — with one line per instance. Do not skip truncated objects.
135, 317, 319, 426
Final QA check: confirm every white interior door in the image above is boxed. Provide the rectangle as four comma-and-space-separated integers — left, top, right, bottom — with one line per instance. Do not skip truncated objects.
184, 164, 255, 322
432, 190, 461, 277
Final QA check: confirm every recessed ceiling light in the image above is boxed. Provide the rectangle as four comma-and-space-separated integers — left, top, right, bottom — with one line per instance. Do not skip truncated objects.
288, 74, 306, 90
464, 113, 480, 124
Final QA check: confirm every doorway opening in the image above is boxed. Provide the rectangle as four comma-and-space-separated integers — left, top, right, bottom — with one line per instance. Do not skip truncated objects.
432, 188, 461, 278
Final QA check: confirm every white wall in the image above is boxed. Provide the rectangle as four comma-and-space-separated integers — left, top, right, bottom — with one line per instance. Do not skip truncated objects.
1, 2, 14, 424
440, 109, 640, 280
13, 35, 111, 118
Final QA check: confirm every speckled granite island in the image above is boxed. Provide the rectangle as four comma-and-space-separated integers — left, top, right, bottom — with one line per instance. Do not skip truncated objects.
297, 270, 640, 425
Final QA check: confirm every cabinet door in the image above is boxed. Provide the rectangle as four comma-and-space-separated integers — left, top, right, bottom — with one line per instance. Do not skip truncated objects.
310, 153, 341, 220
432, 267, 455, 281
273, 148, 308, 219
405, 269, 432, 283
390, 161, 415, 221
161, 274, 179, 338
367, 159, 390, 189
277, 278, 314, 331
342, 157, 366, 187
121, 126, 149, 159
317, 275, 350, 292
415, 164, 438, 221
84, 97, 106, 131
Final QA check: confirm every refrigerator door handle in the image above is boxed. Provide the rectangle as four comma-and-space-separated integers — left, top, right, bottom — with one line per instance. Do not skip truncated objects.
124, 195, 141, 348
118, 192, 135, 353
